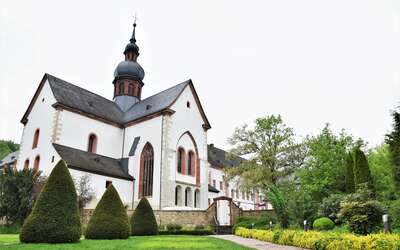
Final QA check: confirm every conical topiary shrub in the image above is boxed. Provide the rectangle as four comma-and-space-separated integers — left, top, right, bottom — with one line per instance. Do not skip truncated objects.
85, 184, 130, 239
20, 160, 81, 243
131, 197, 158, 235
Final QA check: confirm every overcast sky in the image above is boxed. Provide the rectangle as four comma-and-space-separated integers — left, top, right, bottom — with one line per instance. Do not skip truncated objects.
1, 0, 399, 149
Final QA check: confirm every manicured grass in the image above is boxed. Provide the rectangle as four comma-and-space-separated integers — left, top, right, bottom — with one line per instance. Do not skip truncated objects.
0, 234, 253, 250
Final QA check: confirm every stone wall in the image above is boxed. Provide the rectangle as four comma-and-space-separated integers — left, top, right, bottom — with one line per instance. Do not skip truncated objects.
241, 209, 275, 218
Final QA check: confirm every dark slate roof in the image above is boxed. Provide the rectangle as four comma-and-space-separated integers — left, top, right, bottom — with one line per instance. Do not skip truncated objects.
45, 74, 190, 125
129, 136, 140, 156
208, 144, 245, 168
122, 81, 188, 123
53, 143, 134, 181
208, 184, 220, 193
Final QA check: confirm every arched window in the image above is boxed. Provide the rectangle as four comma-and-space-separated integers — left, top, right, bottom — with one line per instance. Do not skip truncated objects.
175, 185, 182, 206
128, 83, 134, 95
33, 155, 40, 172
32, 129, 40, 149
185, 187, 192, 207
177, 147, 185, 173
23, 159, 29, 170
87, 134, 98, 153
119, 82, 125, 95
139, 143, 154, 197
194, 189, 200, 208
187, 151, 195, 176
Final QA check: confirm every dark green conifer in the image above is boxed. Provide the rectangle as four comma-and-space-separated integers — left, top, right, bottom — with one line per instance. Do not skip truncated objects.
130, 197, 158, 235
344, 152, 355, 193
353, 148, 375, 192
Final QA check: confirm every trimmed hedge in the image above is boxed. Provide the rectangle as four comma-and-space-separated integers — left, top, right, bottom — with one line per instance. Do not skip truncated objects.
85, 184, 130, 239
130, 197, 158, 235
20, 160, 81, 243
313, 217, 335, 231
235, 227, 400, 250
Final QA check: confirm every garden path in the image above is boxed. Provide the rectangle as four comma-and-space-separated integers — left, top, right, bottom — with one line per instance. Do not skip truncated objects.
212, 235, 305, 250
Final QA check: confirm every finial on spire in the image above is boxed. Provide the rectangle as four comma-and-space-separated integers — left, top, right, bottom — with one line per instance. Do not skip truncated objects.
130, 14, 137, 43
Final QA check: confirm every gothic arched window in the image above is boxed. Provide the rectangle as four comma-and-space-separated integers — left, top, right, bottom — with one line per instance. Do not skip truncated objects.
23, 159, 29, 170
187, 151, 195, 175
139, 143, 154, 197
87, 134, 98, 153
119, 82, 125, 95
32, 129, 40, 149
175, 185, 182, 206
177, 147, 185, 174
194, 189, 200, 208
33, 155, 40, 172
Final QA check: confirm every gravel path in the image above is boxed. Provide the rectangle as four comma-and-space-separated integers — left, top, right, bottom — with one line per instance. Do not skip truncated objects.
212, 235, 305, 250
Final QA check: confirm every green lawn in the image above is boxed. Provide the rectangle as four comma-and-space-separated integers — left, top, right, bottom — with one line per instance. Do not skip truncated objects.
0, 234, 253, 250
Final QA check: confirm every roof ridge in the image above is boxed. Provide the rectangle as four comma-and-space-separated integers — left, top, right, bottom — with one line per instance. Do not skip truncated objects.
46, 73, 122, 110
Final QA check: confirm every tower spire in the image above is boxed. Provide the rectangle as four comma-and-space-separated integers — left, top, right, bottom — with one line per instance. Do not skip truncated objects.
130, 15, 137, 43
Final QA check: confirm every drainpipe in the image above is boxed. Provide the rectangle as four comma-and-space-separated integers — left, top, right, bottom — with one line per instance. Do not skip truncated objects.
159, 116, 165, 210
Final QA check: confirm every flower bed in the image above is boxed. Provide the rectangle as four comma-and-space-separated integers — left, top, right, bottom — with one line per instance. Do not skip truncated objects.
235, 227, 400, 250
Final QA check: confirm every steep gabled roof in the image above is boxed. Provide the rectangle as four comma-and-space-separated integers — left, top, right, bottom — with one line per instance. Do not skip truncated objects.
21, 74, 211, 129
0, 151, 19, 168
208, 184, 220, 193
53, 143, 133, 181
208, 144, 245, 168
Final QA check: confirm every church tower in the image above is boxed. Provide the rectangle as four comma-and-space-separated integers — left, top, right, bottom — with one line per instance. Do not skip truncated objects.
113, 21, 145, 111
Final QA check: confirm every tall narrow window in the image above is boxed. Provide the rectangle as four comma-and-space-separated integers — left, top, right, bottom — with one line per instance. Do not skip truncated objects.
119, 82, 125, 95
194, 189, 200, 208
33, 155, 40, 172
175, 185, 182, 206
185, 187, 192, 206
32, 129, 40, 149
87, 134, 98, 153
177, 148, 185, 173
128, 83, 134, 95
139, 143, 154, 197
187, 151, 195, 175
23, 159, 29, 170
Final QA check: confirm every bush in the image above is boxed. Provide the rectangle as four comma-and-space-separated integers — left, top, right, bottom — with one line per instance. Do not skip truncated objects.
20, 160, 81, 243
235, 227, 400, 250
0, 225, 20, 234
233, 214, 277, 232
166, 223, 182, 231
313, 217, 335, 231
130, 197, 158, 235
318, 194, 345, 224
158, 229, 213, 235
85, 184, 130, 239
388, 199, 400, 229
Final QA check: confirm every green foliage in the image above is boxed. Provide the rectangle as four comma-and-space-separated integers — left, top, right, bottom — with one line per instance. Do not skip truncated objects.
20, 160, 81, 243
353, 148, 375, 192
368, 144, 396, 200
0, 167, 45, 226
388, 199, 400, 229
386, 109, 400, 193
166, 224, 182, 231
297, 125, 357, 218
85, 184, 130, 239
233, 214, 278, 231
267, 186, 289, 228
0, 225, 20, 234
318, 194, 345, 224
345, 153, 355, 193
339, 186, 384, 235
0, 140, 19, 160
158, 229, 213, 235
313, 217, 335, 231
225, 115, 306, 188
235, 227, 400, 250
130, 197, 158, 235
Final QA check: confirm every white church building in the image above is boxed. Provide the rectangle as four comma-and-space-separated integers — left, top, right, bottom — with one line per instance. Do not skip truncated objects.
16, 22, 271, 211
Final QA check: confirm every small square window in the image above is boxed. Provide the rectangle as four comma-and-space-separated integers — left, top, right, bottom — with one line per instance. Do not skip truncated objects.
186, 101, 190, 108
106, 180, 112, 188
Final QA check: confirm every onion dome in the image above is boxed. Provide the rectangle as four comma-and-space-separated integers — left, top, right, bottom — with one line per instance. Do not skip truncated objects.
114, 61, 145, 80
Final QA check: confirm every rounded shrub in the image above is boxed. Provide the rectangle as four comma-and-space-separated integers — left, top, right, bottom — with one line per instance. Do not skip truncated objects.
20, 160, 81, 243
130, 197, 158, 235
85, 184, 130, 239
313, 217, 335, 231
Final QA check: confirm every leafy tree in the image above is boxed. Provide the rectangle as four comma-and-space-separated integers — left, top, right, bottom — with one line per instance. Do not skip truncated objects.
0, 167, 45, 226
318, 193, 345, 224
386, 109, 400, 193
297, 125, 356, 206
368, 144, 396, 200
20, 160, 81, 243
353, 148, 375, 192
266, 186, 289, 228
85, 184, 130, 239
225, 115, 306, 189
0, 140, 19, 160
131, 197, 158, 235
344, 153, 355, 193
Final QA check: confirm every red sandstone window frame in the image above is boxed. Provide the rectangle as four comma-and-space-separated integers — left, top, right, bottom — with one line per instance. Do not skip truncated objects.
32, 129, 40, 149
187, 150, 195, 176
23, 159, 29, 170
139, 143, 154, 198
177, 147, 186, 174
87, 133, 98, 153
33, 155, 40, 173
